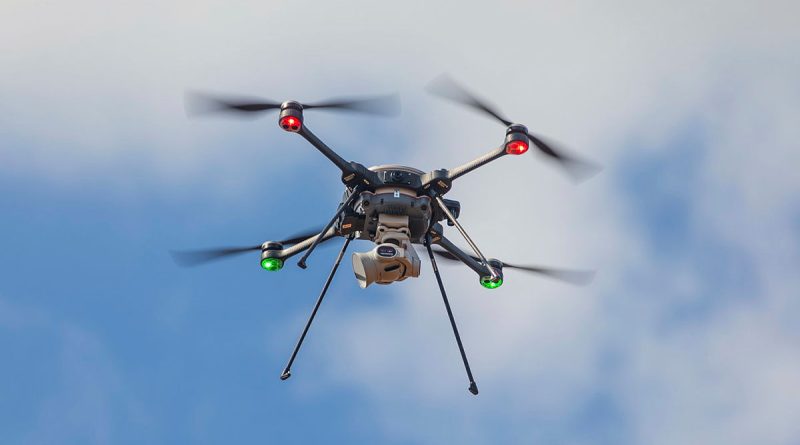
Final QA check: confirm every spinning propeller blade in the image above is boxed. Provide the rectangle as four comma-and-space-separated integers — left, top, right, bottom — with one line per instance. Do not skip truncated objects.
184, 92, 280, 117
185, 91, 400, 118
426, 75, 513, 126
302, 94, 400, 116
170, 245, 263, 267
426, 75, 601, 182
430, 247, 595, 286
170, 228, 324, 267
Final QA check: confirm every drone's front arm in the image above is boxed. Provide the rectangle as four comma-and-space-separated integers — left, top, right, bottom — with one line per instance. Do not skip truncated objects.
445, 146, 506, 181
279, 103, 380, 188
418, 147, 505, 195
421, 125, 530, 192
296, 125, 352, 174
297, 125, 379, 187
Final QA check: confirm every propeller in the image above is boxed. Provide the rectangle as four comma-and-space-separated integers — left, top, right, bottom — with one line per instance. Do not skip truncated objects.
185, 91, 401, 118
426, 74, 601, 181
170, 228, 325, 267
430, 247, 595, 286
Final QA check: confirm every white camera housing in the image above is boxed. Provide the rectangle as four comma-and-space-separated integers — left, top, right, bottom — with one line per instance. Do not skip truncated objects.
351, 213, 421, 288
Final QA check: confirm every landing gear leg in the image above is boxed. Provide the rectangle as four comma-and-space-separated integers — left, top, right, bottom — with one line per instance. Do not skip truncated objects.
424, 234, 479, 395
280, 237, 352, 380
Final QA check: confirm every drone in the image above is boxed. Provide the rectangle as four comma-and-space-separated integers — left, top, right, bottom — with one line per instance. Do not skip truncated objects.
174, 76, 599, 395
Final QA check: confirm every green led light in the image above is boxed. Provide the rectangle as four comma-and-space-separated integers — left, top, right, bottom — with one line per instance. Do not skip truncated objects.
480, 276, 503, 289
261, 257, 283, 271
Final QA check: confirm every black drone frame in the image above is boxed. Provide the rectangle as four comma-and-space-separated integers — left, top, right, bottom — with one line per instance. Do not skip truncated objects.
267, 101, 536, 396
179, 78, 599, 395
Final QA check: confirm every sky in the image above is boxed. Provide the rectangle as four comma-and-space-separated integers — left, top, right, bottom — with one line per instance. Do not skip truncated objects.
2, 1, 800, 444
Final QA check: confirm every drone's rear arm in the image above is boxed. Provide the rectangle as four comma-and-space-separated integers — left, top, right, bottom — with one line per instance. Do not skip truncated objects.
271, 227, 339, 261
430, 229, 494, 278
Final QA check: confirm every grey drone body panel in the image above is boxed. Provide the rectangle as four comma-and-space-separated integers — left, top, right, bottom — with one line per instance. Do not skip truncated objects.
357, 190, 431, 243
336, 165, 461, 244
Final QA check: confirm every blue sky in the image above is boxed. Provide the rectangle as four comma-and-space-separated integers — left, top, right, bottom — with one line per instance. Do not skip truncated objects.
0, 131, 401, 444
2, 1, 800, 444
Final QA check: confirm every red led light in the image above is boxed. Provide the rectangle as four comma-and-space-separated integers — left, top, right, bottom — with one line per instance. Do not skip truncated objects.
279, 116, 302, 132
505, 140, 529, 155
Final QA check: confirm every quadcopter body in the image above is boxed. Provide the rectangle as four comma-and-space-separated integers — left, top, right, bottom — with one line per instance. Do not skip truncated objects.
263, 162, 488, 289
175, 77, 598, 395
256, 100, 541, 290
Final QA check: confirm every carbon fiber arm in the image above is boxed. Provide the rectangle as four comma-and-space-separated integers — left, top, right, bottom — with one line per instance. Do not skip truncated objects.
297, 125, 380, 187
274, 227, 339, 261
429, 225, 493, 278
446, 146, 506, 181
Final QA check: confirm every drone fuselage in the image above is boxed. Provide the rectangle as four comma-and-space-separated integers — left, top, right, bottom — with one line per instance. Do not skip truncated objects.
182, 84, 596, 393
343, 165, 458, 287
256, 101, 509, 288
339, 165, 460, 243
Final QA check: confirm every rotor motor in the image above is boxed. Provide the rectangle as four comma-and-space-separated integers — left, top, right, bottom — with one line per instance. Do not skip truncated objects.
261, 241, 285, 271
479, 258, 504, 289
504, 124, 530, 155
278, 101, 303, 132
